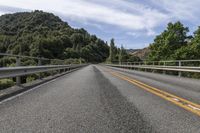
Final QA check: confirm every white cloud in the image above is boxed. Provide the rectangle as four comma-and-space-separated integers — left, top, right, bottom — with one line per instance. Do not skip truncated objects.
0, 11, 4, 16
1, 0, 200, 45
152, 0, 200, 21
0, 0, 169, 36
127, 29, 156, 38
146, 29, 156, 36
127, 32, 141, 38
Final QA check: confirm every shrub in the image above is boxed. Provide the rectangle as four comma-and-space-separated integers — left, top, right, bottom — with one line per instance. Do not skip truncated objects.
0, 79, 15, 90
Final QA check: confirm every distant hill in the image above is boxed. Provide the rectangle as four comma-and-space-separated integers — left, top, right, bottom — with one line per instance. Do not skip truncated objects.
126, 49, 140, 54
128, 47, 150, 60
0, 10, 109, 63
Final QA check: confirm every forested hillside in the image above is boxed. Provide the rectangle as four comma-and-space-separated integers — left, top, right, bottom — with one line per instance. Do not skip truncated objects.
0, 10, 109, 63
1, 11, 200, 63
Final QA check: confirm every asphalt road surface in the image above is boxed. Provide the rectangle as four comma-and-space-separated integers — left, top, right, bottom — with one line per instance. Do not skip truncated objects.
0, 65, 200, 133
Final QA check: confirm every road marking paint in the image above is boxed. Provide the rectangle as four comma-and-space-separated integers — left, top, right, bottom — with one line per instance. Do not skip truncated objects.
107, 70, 200, 117
172, 98, 179, 102
188, 105, 200, 111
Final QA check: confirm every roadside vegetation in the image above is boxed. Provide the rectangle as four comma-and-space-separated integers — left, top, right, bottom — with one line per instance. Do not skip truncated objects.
148, 21, 199, 61
1, 11, 200, 89
0, 10, 109, 64
106, 38, 141, 64
0, 10, 110, 89
0, 10, 138, 89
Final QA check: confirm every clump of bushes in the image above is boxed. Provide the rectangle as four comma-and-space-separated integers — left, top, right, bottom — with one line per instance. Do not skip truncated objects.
0, 79, 15, 90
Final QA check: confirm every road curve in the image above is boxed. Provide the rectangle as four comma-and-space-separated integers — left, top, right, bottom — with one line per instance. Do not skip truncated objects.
0, 65, 200, 133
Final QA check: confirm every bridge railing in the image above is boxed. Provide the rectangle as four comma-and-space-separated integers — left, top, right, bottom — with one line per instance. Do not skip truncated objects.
115, 59, 200, 66
0, 53, 86, 87
106, 60, 200, 78
0, 64, 86, 79
0, 52, 65, 67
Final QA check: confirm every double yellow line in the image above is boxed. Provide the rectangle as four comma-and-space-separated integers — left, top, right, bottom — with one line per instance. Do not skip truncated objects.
107, 70, 200, 117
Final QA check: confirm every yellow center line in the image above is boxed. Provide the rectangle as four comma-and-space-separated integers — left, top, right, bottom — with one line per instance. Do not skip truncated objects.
105, 68, 200, 117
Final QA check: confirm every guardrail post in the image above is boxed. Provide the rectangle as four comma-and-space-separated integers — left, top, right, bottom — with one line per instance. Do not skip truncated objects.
178, 61, 182, 77
38, 58, 42, 79
79, 58, 82, 64
128, 62, 130, 69
144, 61, 147, 72
16, 57, 21, 86
163, 61, 166, 74
49, 59, 53, 76
152, 61, 155, 73
38, 58, 42, 66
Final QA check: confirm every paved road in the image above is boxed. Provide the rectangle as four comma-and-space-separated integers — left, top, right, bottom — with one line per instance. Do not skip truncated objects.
0, 65, 200, 133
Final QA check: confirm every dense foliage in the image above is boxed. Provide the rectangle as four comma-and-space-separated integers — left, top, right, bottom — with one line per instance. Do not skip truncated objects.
0, 10, 109, 63
148, 21, 200, 61
146, 21, 200, 78
0, 79, 14, 90
0, 11, 140, 89
107, 39, 141, 63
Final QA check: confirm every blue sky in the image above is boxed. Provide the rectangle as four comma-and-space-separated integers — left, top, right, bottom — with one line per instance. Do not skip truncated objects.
0, 0, 200, 49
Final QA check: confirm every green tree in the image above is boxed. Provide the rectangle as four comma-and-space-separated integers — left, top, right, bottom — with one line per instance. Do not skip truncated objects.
0, 10, 109, 63
173, 26, 200, 60
64, 48, 80, 59
148, 21, 189, 61
127, 55, 141, 62
118, 45, 128, 64
70, 33, 84, 51
108, 38, 116, 63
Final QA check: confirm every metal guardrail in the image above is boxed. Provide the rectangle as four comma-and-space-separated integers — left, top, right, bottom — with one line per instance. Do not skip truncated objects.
0, 52, 65, 67
114, 60, 200, 69
0, 64, 86, 79
106, 64, 200, 77
108, 64, 200, 70
0, 52, 86, 86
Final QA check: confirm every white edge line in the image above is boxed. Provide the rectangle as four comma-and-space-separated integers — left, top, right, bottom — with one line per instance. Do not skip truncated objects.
172, 98, 180, 102
188, 105, 200, 111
